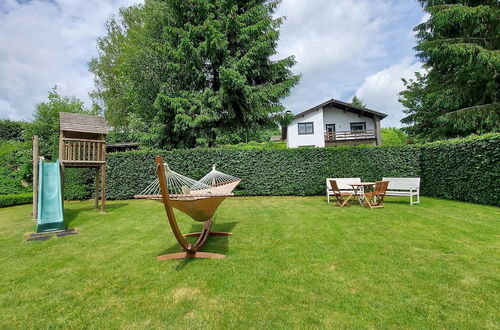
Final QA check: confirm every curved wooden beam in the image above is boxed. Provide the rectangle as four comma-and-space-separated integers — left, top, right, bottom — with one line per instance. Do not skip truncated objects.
155, 156, 230, 260
156, 156, 190, 251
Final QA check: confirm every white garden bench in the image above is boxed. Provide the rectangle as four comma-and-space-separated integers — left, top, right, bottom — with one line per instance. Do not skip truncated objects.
326, 178, 360, 203
382, 177, 421, 205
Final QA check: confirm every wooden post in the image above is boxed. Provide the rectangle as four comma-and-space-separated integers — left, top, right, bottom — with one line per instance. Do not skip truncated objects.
100, 142, 106, 213
100, 164, 106, 213
95, 168, 100, 209
32, 136, 39, 221
59, 133, 65, 208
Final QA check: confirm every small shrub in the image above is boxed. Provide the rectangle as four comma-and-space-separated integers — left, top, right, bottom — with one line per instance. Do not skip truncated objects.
0, 141, 32, 195
0, 120, 25, 141
0, 193, 33, 208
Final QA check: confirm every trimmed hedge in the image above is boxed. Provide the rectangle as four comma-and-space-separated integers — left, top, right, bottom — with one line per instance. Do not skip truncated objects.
61, 133, 499, 206
104, 146, 421, 200
420, 134, 500, 206
0, 193, 33, 208
64, 168, 96, 200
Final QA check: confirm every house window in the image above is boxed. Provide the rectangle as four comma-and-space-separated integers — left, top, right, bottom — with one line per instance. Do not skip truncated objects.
325, 124, 335, 134
298, 122, 314, 135
350, 122, 366, 131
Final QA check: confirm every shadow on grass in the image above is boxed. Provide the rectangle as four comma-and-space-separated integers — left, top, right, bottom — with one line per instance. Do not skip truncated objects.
384, 199, 418, 206
64, 202, 129, 227
158, 220, 239, 270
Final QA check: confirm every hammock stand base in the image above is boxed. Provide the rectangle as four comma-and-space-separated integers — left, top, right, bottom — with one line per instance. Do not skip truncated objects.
154, 156, 234, 261
157, 218, 233, 260
183, 231, 232, 237
157, 251, 226, 261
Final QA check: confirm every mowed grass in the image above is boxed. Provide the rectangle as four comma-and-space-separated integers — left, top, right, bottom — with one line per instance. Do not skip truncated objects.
0, 196, 499, 328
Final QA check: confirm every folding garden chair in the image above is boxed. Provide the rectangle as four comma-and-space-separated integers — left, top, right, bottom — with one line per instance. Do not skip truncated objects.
363, 181, 390, 209
329, 180, 353, 207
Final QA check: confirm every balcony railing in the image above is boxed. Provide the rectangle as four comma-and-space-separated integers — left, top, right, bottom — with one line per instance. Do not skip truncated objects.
325, 130, 377, 142
60, 138, 106, 164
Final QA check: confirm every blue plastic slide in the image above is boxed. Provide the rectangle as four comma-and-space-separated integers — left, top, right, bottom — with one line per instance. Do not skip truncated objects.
36, 160, 65, 233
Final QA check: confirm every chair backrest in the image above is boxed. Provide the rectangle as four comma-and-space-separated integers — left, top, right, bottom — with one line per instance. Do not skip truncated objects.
382, 177, 420, 190
374, 181, 390, 194
326, 178, 361, 190
329, 180, 340, 192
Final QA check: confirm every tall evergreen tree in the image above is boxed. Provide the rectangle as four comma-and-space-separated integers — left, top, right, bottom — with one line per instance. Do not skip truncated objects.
90, 0, 299, 148
400, 0, 499, 140
350, 95, 366, 108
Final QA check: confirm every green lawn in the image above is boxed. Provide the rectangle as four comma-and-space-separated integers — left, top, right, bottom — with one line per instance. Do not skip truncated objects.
0, 197, 499, 328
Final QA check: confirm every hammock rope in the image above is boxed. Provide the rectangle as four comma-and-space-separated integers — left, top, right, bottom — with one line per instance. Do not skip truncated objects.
134, 163, 241, 200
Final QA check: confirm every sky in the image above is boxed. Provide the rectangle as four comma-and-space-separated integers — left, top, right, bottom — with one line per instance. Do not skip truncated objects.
0, 0, 426, 127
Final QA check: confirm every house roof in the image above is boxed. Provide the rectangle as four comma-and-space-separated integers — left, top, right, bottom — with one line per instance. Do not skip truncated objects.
293, 98, 388, 120
59, 112, 108, 134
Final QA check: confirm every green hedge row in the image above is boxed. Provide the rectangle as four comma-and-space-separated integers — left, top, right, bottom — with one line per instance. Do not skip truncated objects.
420, 134, 500, 206
64, 168, 96, 201
62, 134, 499, 206
0, 193, 33, 208
104, 146, 421, 200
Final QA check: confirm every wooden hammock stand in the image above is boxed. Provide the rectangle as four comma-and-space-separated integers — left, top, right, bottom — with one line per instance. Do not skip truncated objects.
155, 156, 232, 261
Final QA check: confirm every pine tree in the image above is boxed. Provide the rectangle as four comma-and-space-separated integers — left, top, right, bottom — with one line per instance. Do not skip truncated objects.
90, 0, 299, 148
400, 0, 499, 140
350, 96, 366, 108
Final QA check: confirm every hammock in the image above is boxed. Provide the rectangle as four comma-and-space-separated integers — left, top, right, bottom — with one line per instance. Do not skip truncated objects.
134, 163, 241, 222
140, 156, 241, 260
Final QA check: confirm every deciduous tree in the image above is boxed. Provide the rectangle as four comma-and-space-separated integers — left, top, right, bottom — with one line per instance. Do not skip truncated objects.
26, 87, 92, 158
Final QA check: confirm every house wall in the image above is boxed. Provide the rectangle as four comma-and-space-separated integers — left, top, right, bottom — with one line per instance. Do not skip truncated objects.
286, 106, 383, 148
286, 109, 325, 148
322, 106, 376, 131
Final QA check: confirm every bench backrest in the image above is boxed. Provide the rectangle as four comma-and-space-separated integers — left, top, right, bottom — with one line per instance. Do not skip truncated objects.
382, 177, 420, 190
326, 178, 361, 190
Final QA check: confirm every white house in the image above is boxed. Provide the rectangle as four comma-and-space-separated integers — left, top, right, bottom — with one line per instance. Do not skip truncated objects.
286, 98, 387, 148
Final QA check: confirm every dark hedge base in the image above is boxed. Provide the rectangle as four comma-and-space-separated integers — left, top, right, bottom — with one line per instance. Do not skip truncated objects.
63, 134, 499, 206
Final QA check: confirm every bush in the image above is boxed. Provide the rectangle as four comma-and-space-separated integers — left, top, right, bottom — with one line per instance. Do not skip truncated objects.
381, 128, 409, 146
102, 145, 421, 200
0, 141, 32, 195
19, 133, 500, 207
222, 141, 287, 149
420, 134, 500, 206
0, 120, 25, 141
64, 168, 96, 200
0, 193, 33, 208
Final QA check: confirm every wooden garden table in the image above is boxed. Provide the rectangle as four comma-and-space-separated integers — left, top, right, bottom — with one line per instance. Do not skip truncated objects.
349, 182, 376, 204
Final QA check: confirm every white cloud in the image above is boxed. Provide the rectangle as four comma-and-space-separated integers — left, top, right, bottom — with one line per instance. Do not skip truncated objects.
0, 0, 141, 120
0, 99, 17, 120
274, 0, 424, 118
354, 57, 424, 127
0, 0, 425, 123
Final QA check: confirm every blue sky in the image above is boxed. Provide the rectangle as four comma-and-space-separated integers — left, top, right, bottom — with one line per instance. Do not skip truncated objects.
0, 0, 425, 127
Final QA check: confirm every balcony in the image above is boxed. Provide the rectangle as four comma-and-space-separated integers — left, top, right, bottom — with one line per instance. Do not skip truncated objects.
60, 138, 106, 167
325, 130, 377, 142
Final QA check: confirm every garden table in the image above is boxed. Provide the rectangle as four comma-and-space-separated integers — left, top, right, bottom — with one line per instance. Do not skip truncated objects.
349, 182, 376, 204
